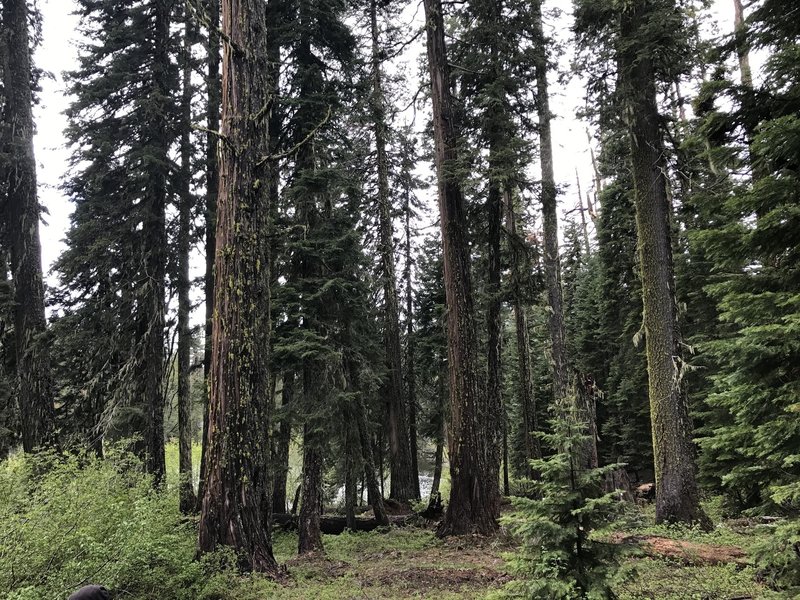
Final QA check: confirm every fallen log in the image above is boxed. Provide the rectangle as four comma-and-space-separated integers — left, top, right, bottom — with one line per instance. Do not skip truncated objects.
272, 513, 410, 534
609, 533, 749, 566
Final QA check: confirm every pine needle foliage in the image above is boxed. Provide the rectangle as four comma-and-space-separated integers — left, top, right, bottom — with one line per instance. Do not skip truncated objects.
500, 396, 625, 599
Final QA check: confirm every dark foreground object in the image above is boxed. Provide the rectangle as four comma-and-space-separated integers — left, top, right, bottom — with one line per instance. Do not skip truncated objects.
69, 585, 110, 600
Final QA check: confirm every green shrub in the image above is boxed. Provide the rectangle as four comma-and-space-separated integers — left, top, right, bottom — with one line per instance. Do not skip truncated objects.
0, 448, 204, 599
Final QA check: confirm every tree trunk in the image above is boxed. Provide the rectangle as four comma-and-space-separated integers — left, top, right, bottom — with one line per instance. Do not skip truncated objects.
619, 2, 706, 527
533, 0, 568, 404
423, 0, 500, 536
299, 422, 324, 554
506, 192, 541, 471
345, 420, 359, 531
403, 159, 420, 499
485, 150, 503, 491
272, 373, 293, 514
430, 433, 444, 500
198, 0, 220, 511
357, 408, 389, 524
369, 0, 416, 503
197, 0, 278, 573
2, 0, 57, 453
178, 6, 197, 514
732, 0, 753, 89
138, 0, 171, 485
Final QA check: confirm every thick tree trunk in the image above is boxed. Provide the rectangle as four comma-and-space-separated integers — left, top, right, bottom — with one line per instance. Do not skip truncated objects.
272, 373, 293, 514
198, 0, 221, 511
138, 0, 171, 485
423, 0, 500, 536
178, 7, 197, 514
197, 0, 278, 573
533, 1, 568, 404
619, 2, 706, 527
2, 0, 57, 453
369, 0, 417, 502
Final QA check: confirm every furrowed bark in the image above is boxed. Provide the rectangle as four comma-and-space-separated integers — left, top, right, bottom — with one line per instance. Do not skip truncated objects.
619, 1, 706, 527
197, 0, 278, 573
198, 0, 220, 511
423, 0, 500, 536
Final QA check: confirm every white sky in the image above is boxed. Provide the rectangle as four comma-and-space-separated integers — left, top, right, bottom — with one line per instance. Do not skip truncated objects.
34, 0, 744, 293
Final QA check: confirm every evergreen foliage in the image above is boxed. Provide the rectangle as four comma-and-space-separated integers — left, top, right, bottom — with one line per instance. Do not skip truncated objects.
694, 0, 800, 514
53, 1, 183, 469
501, 397, 625, 599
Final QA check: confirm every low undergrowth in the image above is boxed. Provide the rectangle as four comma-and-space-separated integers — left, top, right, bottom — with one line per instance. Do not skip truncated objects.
0, 449, 795, 599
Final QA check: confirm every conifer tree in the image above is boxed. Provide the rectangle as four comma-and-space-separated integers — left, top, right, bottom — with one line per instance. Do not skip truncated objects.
369, 0, 417, 502
694, 0, 800, 514
0, 0, 57, 452
503, 396, 624, 599
197, 0, 278, 573
177, 4, 198, 513
424, 0, 501, 535
617, 0, 705, 525
198, 0, 221, 511
56, 1, 180, 478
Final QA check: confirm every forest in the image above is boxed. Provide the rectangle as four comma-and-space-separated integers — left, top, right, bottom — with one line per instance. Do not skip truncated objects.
0, 0, 798, 598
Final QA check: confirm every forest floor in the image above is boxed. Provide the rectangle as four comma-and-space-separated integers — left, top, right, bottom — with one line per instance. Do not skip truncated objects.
230, 501, 784, 600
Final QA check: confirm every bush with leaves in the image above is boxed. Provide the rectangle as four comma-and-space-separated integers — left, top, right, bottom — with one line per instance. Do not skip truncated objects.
498, 398, 626, 599
0, 448, 207, 600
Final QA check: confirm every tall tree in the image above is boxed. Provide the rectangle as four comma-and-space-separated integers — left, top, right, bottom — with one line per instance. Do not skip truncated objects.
198, 0, 221, 511
1, 0, 57, 452
369, 0, 417, 502
423, 0, 500, 535
533, 0, 568, 405
617, 0, 705, 525
196, 0, 278, 573
57, 0, 178, 478
177, 5, 197, 513
694, 0, 800, 514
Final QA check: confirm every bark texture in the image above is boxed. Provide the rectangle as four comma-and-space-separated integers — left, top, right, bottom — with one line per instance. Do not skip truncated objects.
423, 0, 500, 536
197, 0, 278, 573
619, 2, 706, 526
1, 0, 57, 452
299, 420, 324, 554
198, 0, 220, 510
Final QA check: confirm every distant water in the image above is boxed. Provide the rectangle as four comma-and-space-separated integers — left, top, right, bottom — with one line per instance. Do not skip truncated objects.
334, 472, 436, 505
